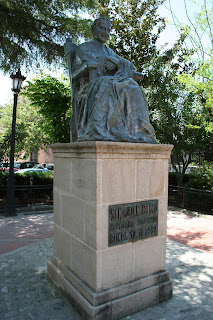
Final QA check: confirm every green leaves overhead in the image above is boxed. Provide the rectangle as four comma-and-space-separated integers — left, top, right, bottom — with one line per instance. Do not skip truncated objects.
0, 0, 96, 72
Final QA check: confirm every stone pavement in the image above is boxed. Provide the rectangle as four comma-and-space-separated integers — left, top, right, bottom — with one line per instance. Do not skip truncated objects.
0, 212, 54, 255
167, 206, 213, 253
0, 208, 212, 320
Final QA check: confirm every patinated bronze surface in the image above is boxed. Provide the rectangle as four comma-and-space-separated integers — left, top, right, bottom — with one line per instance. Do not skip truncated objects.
64, 17, 157, 143
109, 200, 158, 246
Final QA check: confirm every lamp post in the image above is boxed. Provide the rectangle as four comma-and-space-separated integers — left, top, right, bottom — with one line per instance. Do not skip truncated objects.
6, 68, 26, 216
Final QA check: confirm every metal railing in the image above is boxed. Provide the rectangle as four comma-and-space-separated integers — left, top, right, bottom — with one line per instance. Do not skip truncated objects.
168, 185, 213, 215
0, 185, 53, 210
0, 184, 212, 215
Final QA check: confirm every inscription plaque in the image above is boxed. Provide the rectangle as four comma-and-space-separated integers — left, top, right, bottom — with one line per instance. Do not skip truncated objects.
109, 200, 158, 246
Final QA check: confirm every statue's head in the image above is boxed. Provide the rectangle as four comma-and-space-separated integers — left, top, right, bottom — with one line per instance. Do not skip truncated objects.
91, 17, 111, 43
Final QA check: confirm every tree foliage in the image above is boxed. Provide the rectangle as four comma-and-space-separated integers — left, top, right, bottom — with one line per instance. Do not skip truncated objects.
0, 73, 71, 161
0, 0, 96, 73
168, 0, 213, 165
148, 71, 212, 185
96, 0, 193, 87
0, 94, 50, 160
167, 0, 213, 127
178, 58, 213, 134
185, 161, 213, 191
24, 73, 71, 143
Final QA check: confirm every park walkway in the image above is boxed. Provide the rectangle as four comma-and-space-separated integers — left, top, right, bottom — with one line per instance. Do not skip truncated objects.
0, 212, 54, 255
0, 207, 212, 320
167, 206, 213, 253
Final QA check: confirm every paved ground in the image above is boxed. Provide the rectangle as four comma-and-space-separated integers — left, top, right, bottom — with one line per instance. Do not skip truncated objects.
0, 207, 212, 320
167, 206, 213, 253
0, 213, 54, 255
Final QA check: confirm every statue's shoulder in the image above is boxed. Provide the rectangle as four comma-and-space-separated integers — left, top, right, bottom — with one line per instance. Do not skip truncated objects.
77, 41, 95, 52
106, 45, 115, 54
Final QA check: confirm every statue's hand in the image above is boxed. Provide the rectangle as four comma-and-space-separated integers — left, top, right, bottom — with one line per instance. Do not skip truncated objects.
104, 60, 117, 71
104, 57, 120, 72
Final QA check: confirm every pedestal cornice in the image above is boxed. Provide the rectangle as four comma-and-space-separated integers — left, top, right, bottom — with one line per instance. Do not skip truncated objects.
51, 142, 173, 159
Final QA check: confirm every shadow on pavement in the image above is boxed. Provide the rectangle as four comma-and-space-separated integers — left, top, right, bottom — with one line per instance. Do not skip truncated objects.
167, 232, 213, 252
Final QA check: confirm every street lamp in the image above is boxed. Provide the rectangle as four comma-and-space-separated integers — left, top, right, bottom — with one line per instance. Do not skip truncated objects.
6, 68, 26, 216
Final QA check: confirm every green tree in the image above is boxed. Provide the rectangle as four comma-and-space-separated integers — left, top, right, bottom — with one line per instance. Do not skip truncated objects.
167, 0, 213, 128
186, 161, 213, 191
148, 70, 212, 186
169, 0, 213, 162
0, 94, 50, 160
0, 0, 96, 73
0, 73, 71, 161
178, 58, 213, 132
24, 73, 71, 143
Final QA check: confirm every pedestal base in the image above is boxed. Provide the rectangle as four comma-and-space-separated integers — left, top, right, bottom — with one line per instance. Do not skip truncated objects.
48, 142, 173, 319
48, 255, 172, 320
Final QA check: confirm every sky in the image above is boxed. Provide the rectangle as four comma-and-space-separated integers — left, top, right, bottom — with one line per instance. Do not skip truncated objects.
0, 0, 208, 106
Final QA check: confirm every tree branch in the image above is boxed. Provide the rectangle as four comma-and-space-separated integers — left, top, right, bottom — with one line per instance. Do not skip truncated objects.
203, 0, 213, 51
183, 0, 205, 61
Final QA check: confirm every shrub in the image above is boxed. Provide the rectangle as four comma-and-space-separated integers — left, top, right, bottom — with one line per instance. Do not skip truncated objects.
0, 171, 53, 186
185, 161, 213, 191
15, 171, 53, 185
169, 172, 190, 186
0, 171, 9, 186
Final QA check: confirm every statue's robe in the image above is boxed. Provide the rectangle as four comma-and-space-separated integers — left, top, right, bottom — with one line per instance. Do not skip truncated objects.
71, 39, 157, 143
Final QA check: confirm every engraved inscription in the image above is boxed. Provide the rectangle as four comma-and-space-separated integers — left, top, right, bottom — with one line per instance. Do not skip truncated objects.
109, 200, 158, 246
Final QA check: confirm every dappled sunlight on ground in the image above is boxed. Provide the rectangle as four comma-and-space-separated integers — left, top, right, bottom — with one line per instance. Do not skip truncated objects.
167, 208, 213, 253
0, 213, 54, 254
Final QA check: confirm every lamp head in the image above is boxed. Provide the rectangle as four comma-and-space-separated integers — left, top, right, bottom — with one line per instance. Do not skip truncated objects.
10, 68, 26, 93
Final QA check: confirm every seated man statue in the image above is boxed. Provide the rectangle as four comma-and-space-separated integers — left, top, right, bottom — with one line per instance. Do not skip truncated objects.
64, 17, 157, 144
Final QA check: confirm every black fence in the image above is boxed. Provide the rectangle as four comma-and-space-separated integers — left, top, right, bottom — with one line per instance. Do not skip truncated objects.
0, 184, 212, 215
0, 185, 53, 211
168, 185, 213, 215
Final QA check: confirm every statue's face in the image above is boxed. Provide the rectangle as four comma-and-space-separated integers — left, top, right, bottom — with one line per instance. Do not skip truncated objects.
93, 20, 111, 43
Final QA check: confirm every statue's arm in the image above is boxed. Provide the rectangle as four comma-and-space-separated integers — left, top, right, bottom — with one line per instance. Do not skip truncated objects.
116, 57, 144, 81
72, 45, 99, 80
72, 61, 98, 80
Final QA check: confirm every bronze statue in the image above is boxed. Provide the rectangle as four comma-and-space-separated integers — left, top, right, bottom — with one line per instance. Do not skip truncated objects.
64, 17, 157, 143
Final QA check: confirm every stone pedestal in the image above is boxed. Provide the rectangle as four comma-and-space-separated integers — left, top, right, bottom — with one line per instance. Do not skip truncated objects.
47, 142, 173, 320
